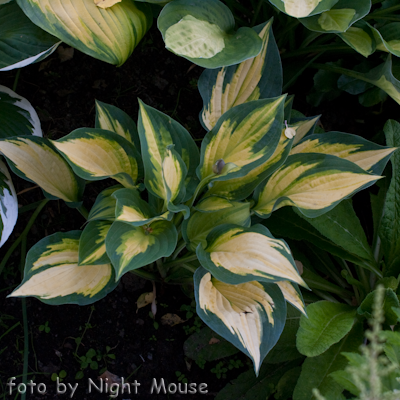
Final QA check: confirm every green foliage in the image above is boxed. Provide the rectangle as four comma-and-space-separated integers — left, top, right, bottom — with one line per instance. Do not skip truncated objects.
2, 0, 400, 396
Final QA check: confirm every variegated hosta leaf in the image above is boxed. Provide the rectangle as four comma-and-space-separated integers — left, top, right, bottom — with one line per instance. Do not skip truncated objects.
338, 20, 376, 58
183, 201, 251, 251
94, 0, 121, 9
194, 267, 287, 375
0, 158, 18, 247
0, 85, 42, 138
87, 185, 122, 222
95, 100, 140, 150
8, 231, 118, 305
194, 196, 234, 212
138, 100, 199, 203
158, 0, 262, 69
291, 115, 321, 145
79, 221, 112, 265
0, 2, 60, 71
106, 220, 177, 280
197, 224, 307, 287
300, 0, 370, 33
52, 128, 142, 188
199, 19, 282, 131
197, 96, 285, 186
136, 0, 171, 3
374, 22, 400, 58
328, 55, 400, 105
203, 126, 293, 201
291, 132, 396, 175
276, 281, 306, 316
17, 0, 153, 66
113, 188, 172, 226
254, 153, 381, 218
0, 136, 84, 205
268, 0, 338, 18
162, 145, 187, 206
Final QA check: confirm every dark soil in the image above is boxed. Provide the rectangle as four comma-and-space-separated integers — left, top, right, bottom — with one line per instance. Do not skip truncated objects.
0, 18, 398, 400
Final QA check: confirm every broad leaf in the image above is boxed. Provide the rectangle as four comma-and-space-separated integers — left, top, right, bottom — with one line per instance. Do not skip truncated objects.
0, 136, 84, 206
204, 129, 294, 201
297, 301, 357, 357
87, 185, 122, 222
300, 0, 371, 33
105, 220, 177, 280
17, 0, 153, 66
254, 153, 381, 218
198, 19, 282, 130
0, 85, 42, 138
194, 267, 287, 375
113, 188, 172, 226
215, 360, 298, 400
52, 128, 142, 188
158, 0, 262, 69
380, 120, 400, 277
374, 22, 400, 58
291, 131, 395, 175
276, 281, 307, 316
264, 304, 303, 364
137, 100, 199, 204
334, 55, 400, 105
79, 220, 112, 265
0, 1, 60, 71
357, 287, 400, 325
194, 196, 235, 212
8, 231, 118, 305
0, 158, 18, 247
196, 224, 307, 287
294, 200, 375, 265
184, 326, 239, 363
183, 200, 251, 251
95, 100, 140, 149
291, 115, 321, 145
265, 207, 377, 268
338, 20, 376, 58
268, 0, 339, 18
293, 323, 364, 400
197, 96, 285, 185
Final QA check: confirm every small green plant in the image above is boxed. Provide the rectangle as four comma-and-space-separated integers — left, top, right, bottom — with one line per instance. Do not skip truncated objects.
175, 371, 188, 384
211, 361, 228, 379
227, 357, 244, 370
313, 285, 400, 400
51, 370, 67, 382
38, 321, 50, 333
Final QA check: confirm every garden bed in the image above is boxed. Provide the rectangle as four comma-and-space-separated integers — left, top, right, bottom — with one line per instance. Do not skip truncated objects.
0, 18, 398, 400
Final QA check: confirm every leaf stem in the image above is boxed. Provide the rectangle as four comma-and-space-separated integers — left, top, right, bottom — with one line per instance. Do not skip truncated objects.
13, 69, 21, 92
281, 45, 350, 59
129, 269, 162, 282
171, 240, 187, 260
20, 236, 28, 400
163, 253, 198, 268
77, 204, 89, 220
312, 289, 340, 303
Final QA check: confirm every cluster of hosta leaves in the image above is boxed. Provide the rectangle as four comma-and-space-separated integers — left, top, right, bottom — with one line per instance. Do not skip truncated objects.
262, 0, 400, 108
0, 84, 43, 246
267, 0, 400, 59
1, 20, 396, 375
0, 0, 264, 71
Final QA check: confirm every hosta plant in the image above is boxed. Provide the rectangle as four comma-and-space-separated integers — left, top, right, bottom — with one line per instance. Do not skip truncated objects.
1, 17, 397, 375
1, 100, 395, 375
